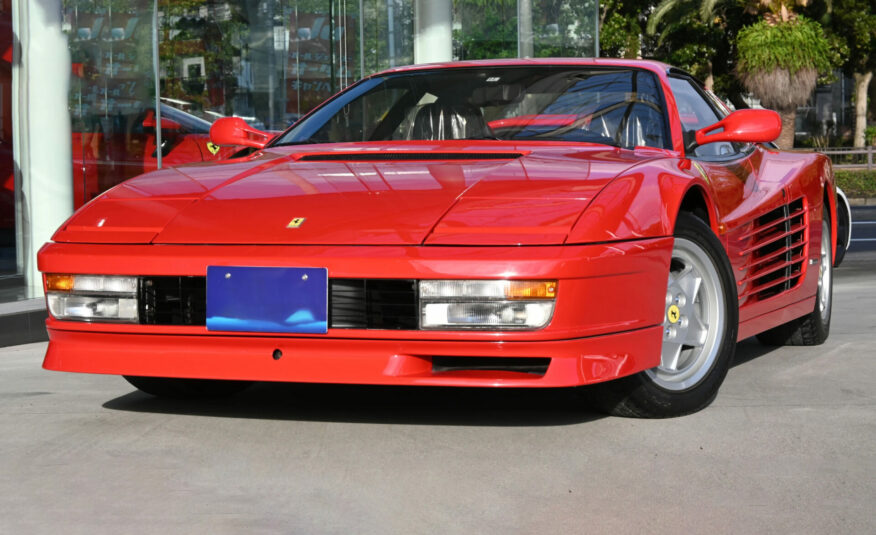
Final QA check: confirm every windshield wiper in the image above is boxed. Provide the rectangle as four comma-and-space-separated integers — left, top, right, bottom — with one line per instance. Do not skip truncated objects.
509, 134, 620, 148
462, 135, 502, 141
271, 139, 328, 147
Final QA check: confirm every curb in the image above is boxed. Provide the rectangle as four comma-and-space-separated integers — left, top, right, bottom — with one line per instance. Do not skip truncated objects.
847, 198, 876, 206
0, 299, 48, 347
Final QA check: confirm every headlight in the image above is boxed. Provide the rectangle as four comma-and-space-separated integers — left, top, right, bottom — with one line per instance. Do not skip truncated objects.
419, 280, 557, 330
45, 274, 138, 322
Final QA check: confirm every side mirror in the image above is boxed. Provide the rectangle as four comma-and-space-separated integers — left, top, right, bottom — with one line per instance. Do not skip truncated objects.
142, 110, 182, 131
209, 117, 271, 149
695, 109, 781, 146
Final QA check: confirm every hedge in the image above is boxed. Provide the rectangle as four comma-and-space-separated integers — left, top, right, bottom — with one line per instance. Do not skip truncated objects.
835, 169, 876, 199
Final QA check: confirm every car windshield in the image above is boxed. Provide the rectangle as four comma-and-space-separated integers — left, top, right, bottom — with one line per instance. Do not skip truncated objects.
274, 67, 670, 150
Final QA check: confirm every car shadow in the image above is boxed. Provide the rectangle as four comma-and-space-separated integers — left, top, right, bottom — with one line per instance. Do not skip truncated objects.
103, 382, 606, 427
102, 339, 782, 426
731, 337, 782, 368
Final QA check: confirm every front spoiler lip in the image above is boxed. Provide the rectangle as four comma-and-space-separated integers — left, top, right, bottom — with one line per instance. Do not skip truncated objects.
44, 325, 663, 387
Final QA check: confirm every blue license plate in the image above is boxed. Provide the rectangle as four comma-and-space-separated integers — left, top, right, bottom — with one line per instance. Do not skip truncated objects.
206, 266, 328, 334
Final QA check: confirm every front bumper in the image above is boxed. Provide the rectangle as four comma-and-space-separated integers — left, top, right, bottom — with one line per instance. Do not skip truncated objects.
39, 238, 672, 387
44, 326, 663, 387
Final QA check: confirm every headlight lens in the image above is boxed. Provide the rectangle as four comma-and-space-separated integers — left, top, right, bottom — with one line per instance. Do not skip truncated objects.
45, 274, 138, 322
419, 280, 557, 330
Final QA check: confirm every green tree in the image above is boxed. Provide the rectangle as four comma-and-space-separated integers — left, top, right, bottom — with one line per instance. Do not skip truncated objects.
453, 0, 517, 59
646, 0, 753, 98
599, 0, 651, 59
453, 0, 598, 59
736, 15, 838, 148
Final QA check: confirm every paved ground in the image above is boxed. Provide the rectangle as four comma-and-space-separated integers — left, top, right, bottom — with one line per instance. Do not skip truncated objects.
850, 205, 876, 252
1, 248, 874, 534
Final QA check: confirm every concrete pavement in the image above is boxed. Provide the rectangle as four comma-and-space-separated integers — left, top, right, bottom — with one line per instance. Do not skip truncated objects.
1, 252, 874, 534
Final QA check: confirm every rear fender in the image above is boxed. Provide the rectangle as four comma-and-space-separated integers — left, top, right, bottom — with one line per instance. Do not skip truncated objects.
821, 158, 838, 265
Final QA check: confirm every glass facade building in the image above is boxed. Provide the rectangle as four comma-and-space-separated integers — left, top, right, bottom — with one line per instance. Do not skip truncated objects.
0, 0, 598, 308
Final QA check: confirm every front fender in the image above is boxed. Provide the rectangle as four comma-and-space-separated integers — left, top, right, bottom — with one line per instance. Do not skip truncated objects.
566, 159, 715, 244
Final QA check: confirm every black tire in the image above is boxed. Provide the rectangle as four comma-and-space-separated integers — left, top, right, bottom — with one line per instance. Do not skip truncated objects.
834, 198, 848, 267
587, 212, 738, 418
124, 376, 252, 399
756, 213, 832, 346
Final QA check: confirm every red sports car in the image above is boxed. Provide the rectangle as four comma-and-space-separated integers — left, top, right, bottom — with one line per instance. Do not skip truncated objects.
38, 59, 838, 417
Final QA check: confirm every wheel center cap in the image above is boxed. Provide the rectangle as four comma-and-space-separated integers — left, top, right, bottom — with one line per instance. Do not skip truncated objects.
667, 304, 681, 324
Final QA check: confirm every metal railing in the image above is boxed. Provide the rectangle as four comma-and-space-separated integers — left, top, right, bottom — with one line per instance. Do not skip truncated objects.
817, 146, 875, 170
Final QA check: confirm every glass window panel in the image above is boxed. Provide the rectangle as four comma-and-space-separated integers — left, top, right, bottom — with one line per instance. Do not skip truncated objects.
452, 0, 517, 60
66, 0, 156, 209
0, 0, 13, 276
529, 0, 598, 57
452, 0, 598, 60
157, 1, 405, 134
65, 0, 410, 209
668, 76, 742, 158
361, 0, 413, 73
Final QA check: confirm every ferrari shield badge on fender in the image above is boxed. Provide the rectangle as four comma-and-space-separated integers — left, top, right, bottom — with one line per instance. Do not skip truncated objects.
206, 142, 221, 155
287, 217, 306, 228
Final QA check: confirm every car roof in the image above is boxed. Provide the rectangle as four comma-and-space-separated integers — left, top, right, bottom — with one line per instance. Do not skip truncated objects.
372, 58, 675, 79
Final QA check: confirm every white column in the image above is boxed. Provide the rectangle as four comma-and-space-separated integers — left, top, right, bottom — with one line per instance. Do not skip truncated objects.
14, 0, 73, 295
413, 0, 452, 64
518, 0, 533, 58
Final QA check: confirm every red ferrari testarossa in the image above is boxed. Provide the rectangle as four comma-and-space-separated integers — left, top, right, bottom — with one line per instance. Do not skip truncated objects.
39, 59, 838, 417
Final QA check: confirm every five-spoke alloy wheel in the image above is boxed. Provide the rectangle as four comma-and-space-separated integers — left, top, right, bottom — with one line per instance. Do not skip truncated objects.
589, 212, 738, 418
646, 235, 727, 391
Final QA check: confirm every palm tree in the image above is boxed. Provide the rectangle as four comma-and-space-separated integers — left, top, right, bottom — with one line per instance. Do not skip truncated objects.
646, 0, 736, 90
736, 13, 835, 148
649, 0, 834, 149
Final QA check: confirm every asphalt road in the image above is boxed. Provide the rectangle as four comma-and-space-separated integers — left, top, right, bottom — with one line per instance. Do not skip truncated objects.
1, 247, 874, 534
850, 206, 876, 252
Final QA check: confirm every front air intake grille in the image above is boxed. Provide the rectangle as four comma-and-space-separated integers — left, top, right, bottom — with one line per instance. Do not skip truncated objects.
329, 279, 418, 330
138, 276, 419, 330
139, 276, 207, 326
431, 356, 550, 376
296, 152, 522, 162
737, 198, 808, 302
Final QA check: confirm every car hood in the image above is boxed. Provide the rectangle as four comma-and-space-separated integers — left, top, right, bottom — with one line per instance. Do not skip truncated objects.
53, 142, 662, 246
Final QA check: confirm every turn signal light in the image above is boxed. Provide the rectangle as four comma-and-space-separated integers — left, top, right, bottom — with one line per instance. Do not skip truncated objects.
506, 280, 557, 299
45, 274, 75, 292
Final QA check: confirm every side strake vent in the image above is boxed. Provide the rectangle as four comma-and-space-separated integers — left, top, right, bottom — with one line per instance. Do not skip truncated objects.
295, 152, 523, 162
737, 197, 808, 302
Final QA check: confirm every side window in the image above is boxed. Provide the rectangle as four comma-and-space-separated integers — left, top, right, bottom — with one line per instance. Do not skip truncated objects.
668, 77, 737, 159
